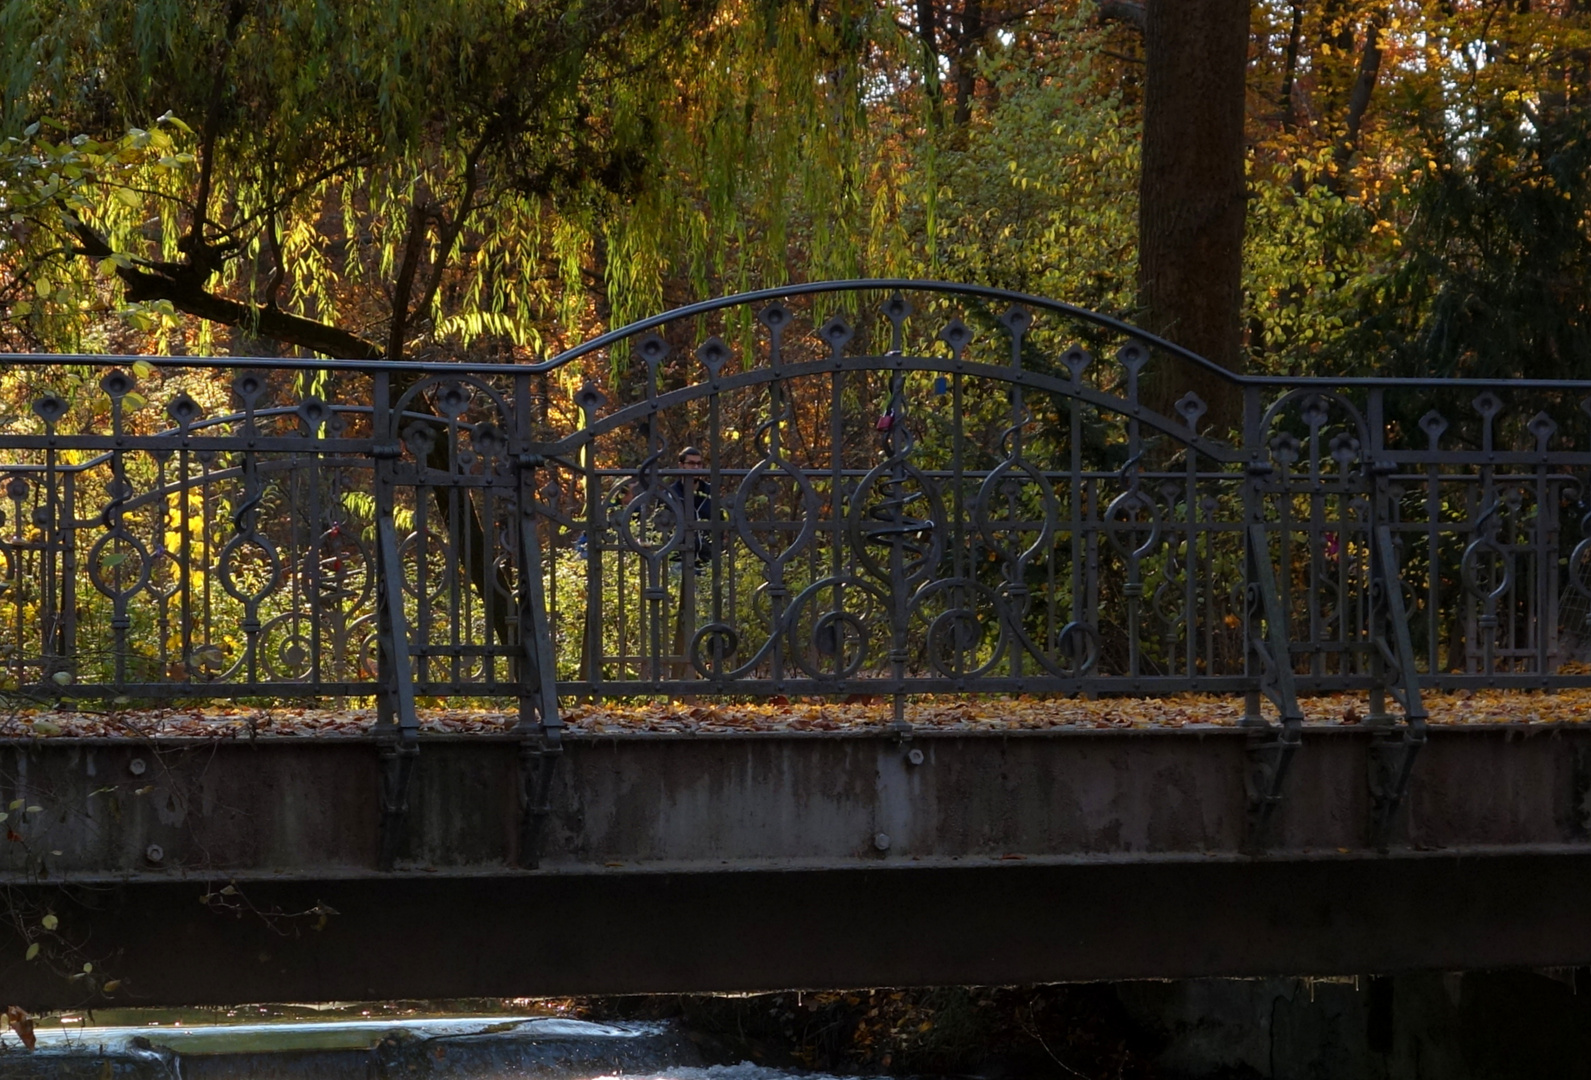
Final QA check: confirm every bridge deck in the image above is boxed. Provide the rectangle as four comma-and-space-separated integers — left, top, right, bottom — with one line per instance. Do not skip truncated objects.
2, 724, 1588, 1006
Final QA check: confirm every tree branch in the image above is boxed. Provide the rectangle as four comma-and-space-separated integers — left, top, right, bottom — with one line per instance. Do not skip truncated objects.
1279, 0, 1303, 131
917, 0, 944, 126
1098, 0, 1146, 32
1332, 10, 1386, 183
72, 220, 382, 359
188, 0, 250, 262
386, 201, 431, 362
949, 0, 984, 128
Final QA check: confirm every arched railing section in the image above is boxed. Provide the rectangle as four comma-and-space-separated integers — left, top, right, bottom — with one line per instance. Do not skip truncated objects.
9, 279, 1591, 841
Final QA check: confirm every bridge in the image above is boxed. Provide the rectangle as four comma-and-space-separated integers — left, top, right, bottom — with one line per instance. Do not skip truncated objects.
1, 280, 1589, 1008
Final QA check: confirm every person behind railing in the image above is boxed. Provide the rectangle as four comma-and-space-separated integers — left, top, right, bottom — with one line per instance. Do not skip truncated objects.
669, 445, 716, 572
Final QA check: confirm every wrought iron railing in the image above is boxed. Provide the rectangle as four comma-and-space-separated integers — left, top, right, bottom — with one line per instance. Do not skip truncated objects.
5, 282, 1590, 776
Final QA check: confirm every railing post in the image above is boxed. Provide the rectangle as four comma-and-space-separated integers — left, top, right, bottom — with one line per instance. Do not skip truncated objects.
574, 382, 607, 690
1242, 384, 1267, 728
372, 371, 419, 871
513, 440, 564, 869
1242, 383, 1303, 842
1363, 389, 1427, 848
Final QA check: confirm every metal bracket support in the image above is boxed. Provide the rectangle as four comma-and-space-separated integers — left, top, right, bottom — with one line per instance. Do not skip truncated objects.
1245, 723, 1302, 840
515, 456, 564, 869
517, 736, 561, 869
374, 481, 420, 872
1572, 744, 1591, 839
1243, 524, 1305, 843
1367, 726, 1422, 849
1367, 525, 1429, 850
377, 736, 418, 870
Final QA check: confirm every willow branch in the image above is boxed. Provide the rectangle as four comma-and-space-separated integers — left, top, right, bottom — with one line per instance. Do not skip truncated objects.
412, 133, 491, 333
264, 208, 285, 308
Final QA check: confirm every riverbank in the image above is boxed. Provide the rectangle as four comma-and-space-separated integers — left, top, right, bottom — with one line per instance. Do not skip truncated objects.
5, 974, 1591, 1078
585, 985, 1153, 1078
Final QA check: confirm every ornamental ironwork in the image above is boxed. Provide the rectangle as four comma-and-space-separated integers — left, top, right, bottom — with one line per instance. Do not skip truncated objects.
8, 279, 1591, 847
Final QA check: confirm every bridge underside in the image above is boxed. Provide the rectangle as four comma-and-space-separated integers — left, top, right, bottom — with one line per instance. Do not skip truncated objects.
4, 852, 1591, 1007
2, 725, 1589, 1007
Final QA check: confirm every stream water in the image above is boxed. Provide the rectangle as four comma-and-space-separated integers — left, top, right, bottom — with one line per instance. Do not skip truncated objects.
0, 1008, 874, 1080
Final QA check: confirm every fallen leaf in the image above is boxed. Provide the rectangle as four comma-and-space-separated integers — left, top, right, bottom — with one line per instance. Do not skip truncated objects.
5, 1005, 34, 1050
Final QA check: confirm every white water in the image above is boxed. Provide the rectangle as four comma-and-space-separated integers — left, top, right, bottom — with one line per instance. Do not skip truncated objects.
27, 1015, 667, 1052
588, 1068, 880, 1080
3, 1015, 879, 1080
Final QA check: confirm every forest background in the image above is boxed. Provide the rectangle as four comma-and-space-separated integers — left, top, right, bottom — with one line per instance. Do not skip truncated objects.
0, 0, 1588, 401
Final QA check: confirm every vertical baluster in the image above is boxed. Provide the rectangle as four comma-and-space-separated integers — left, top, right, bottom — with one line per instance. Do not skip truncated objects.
1367, 388, 1389, 719
1000, 307, 1031, 685
1118, 345, 1146, 680
306, 408, 325, 690
153, 453, 171, 679
1202, 493, 1217, 678
1243, 383, 1267, 724
616, 482, 629, 684
201, 451, 215, 673
373, 371, 417, 737
829, 356, 846, 684
706, 342, 729, 688
60, 469, 77, 681
515, 371, 534, 693
5, 475, 24, 685
103, 373, 135, 688
1307, 406, 1327, 681
1419, 410, 1447, 675
576, 382, 605, 691
1178, 395, 1205, 679
886, 370, 909, 729
1065, 351, 1087, 674
234, 374, 264, 686
1529, 412, 1558, 678
637, 336, 670, 689
1274, 424, 1296, 685
40, 442, 58, 682
447, 416, 464, 690
1471, 395, 1503, 676
414, 451, 431, 689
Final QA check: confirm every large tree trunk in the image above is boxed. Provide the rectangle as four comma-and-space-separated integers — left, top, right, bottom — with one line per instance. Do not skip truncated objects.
1137, 0, 1250, 435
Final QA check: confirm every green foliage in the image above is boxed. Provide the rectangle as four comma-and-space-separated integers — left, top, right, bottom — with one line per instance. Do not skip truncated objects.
0, 117, 195, 350
2, 0, 782, 357
1345, 92, 1591, 380
1243, 165, 1377, 374
3, 0, 1591, 386
921, 11, 1139, 314
1245, 0, 1591, 379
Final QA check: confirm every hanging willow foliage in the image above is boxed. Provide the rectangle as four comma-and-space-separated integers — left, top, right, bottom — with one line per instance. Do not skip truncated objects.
0, 0, 922, 364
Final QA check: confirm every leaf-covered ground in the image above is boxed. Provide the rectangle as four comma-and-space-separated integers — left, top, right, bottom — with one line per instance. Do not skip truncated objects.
2, 689, 1589, 739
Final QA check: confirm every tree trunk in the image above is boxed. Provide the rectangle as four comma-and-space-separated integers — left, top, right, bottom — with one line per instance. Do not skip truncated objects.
1137, 0, 1250, 435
